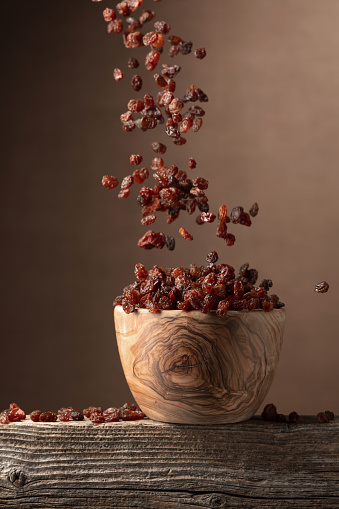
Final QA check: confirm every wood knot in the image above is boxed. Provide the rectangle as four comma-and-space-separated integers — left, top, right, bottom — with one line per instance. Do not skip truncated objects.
7, 468, 27, 487
207, 494, 227, 508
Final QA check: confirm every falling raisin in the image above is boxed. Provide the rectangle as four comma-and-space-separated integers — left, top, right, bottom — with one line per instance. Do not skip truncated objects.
194, 47, 206, 59
154, 20, 171, 34
131, 74, 143, 91
113, 68, 124, 81
103, 8, 117, 22
130, 154, 143, 166
179, 227, 193, 241
165, 235, 175, 251
314, 281, 329, 293
152, 141, 167, 154
128, 57, 139, 69
249, 202, 259, 217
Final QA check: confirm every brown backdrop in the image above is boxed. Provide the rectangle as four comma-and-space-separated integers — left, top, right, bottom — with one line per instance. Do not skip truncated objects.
1, 0, 338, 415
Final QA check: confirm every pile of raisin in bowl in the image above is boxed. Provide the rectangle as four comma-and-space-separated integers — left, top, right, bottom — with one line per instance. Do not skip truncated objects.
113, 251, 285, 315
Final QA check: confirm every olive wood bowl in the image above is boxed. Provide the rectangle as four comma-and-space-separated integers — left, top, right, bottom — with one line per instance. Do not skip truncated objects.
114, 306, 286, 425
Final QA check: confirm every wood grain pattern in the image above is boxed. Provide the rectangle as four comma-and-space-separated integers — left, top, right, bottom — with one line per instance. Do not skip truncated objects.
114, 307, 286, 424
0, 417, 338, 508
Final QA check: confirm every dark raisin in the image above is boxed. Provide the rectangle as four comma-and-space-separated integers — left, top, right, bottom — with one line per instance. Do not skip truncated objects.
249, 202, 259, 217
314, 281, 329, 293
317, 412, 330, 423
206, 251, 218, 264
325, 411, 335, 420
261, 403, 278, 421
128, 57, 139, 69
181, 41, 192, 55
165, 235, 175, 251
288, 411, 300, 423
131, 74, 143, 91
194, 47, 206, 59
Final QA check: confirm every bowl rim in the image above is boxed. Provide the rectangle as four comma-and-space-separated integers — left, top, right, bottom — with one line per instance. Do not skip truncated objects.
114, 305, 286, 316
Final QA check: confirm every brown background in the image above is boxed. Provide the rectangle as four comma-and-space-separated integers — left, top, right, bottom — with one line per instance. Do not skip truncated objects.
1, 0, 338, 415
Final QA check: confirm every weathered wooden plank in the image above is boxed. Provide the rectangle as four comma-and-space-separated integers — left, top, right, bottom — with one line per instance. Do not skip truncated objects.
0, 417, 338, 508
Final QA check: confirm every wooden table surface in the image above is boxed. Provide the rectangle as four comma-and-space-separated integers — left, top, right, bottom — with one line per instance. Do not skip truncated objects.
0, 416, 338, 508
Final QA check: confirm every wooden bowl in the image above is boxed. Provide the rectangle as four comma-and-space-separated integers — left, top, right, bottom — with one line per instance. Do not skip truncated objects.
114, 306, 286, 424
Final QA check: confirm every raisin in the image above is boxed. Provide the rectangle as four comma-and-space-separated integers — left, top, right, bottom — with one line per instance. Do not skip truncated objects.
325, 411, 335, 420
29, 410, 41, 422
128, 57, 139, 69
288, 411, 300, 423
206, 251, 219, 264
249, 202, 259, 217
107, 19, 123, 34
138, 230, 166, 249
102, 175, 119, 189
161, 64, 181, 78
121, 175, 134, 189
90, 412, 105, 424
179, 227, 193, 241
200, 212, 216, 223
103, 8, 117, 22
154, 20, 171, 34
83, 406, 103, 418
188, 157, 196, 170
192, 117, 203, 132
225, 233, 236, 246
122, 120, 136, 133
113, 68, 124, 81
317, 412, 330, 423
194, 47, 206, 59
128, 99, 144, 112
131, 74, 143, 91
139, 10, 155, 25
151, 142, 167, 155
261, 403, 278, 421
314, 281, 329, 293
120, 409, 145, 421
116, 2, 130, 16
262, 300, 274, 312
180, 116, 193, 133
39, 411, 57, 422
118, 189, 130, 199
168, 35, 182, 46
0, 412, 9, 425
145, 50, 160, 71
169, 99, 184, 114
216, 300, 229, 318
103, 407, 120, 422
165, 235, 175, 251
180, 41, 193, 55
154, 73, 167, 87
141, 214, 156, 226
130, 154, 143, 166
